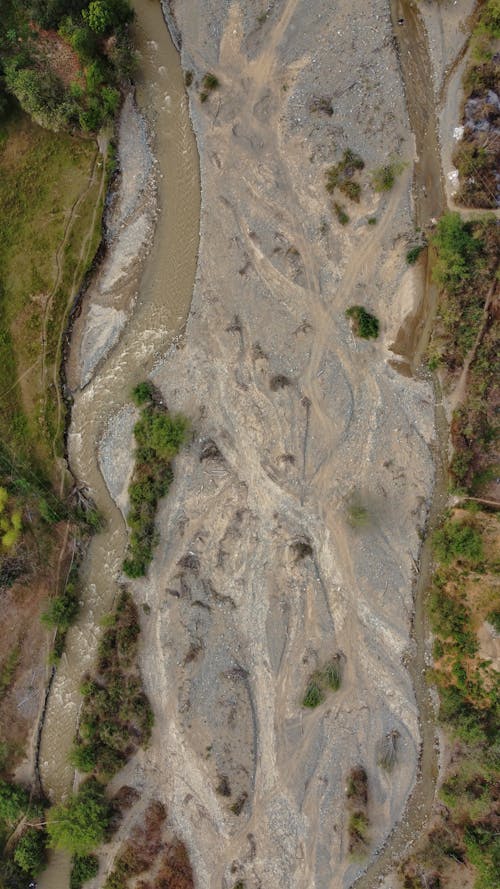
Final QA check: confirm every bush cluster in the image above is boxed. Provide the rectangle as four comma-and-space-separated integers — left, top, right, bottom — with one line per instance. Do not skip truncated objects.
345, 305, 379, 339
47, 778, 111, 855
302, 656, 342, 708
123, 386, 189, 578
325, 148, 364, 206
70, 591, 153, 780
0, 0, 134, 132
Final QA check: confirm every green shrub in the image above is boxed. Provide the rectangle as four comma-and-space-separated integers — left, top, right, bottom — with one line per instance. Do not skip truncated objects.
202, 73, 219, 91
367, 216, 377, 225
131, 381, 153, 406
431, 212, 481, 293
339, 180, 361, 203
433, 519, 483, 566
406, 245, 425, 264
371, 159, 405, 193
13, 828, 47, 875
41, 586, 79, 630
47, 779, 111, 855
302, 680, 323, 708
70, 853, 99, 889
345, 306, 379, 339
324, 657, 342, 691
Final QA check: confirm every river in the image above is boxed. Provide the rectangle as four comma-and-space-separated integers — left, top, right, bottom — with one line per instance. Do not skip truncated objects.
37, 2, 200, 886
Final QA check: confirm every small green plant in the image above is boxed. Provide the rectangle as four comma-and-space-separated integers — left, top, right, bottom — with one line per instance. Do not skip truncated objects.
200, 91, 209, 103
348, 811, 369, 848
302, 679, 324, 708
345, 306, 379, 339
367, 216, 377, 225
0, 779, 28, 823
371, 160, 404, 192
202, 73, 219, 91
302, 657, 342, 707
131, 381, 154, 406
184, 70, 193, 88
339, 180, 361, 203
486, 610, 500, 633
406, 244, 425, 264
324, 657, 342, 691
334, 202, 349, 225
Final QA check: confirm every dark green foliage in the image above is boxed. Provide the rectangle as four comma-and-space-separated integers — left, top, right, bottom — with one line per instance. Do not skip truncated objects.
302, 680, 323, 709
0, 780, 28, 823
406, 244, 425, 264
302, 657, 342, 708
131, 381, 154, 406
0, 0, 133, 133
431, 212, 481, 293
184, 70, 193, 87
13, 828, 47, 875
41, 581, 79, 630
70, 853, 99, 889
47, 778, 111, 855
433, 519, 483, 567
70, 591, 153, 781
345, 305, 379, 339
123, 402, 188, 577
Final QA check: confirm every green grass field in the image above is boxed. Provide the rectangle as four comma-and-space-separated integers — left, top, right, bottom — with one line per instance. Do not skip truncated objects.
0, 111, 104, 481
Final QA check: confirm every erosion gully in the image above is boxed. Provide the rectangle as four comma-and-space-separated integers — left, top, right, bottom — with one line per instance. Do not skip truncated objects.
37, 0, 451, 886
37, 1, 200, 886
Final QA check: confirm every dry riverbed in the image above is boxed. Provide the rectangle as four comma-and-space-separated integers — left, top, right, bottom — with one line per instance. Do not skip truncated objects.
40, 2, 482, 888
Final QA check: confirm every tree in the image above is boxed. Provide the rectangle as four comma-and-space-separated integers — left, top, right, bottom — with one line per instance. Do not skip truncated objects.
13, 828, 47, 875
431, 212, 481, 292
83, 1, 113, 34
0, 780, 28, 823
47, 779, 111, 855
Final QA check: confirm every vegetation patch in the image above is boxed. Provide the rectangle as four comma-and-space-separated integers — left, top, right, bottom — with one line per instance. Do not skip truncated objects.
453, 0, 500, 208
123, 384, 189, 578
0, 785, 49, 886
325, 148, 364, 203
406, 244, 425, 265
47, 777, 111, 855
70, 590, 153, 781
345, 305, 379, 339
346, 765, 369, 856
371, 159, 404, 192
104, 800, 194, 889
0, 0, 134, 133
302, 655, 342, 708
428, 214, 499, 492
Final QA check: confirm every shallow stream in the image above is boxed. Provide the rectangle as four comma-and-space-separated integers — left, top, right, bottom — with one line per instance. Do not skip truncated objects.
37, 2, 200, 885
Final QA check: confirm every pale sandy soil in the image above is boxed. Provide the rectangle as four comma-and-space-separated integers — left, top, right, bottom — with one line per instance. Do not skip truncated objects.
124, 2, 439, 887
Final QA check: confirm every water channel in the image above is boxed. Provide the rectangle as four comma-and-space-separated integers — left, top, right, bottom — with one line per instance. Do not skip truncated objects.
38, 2, 200, 885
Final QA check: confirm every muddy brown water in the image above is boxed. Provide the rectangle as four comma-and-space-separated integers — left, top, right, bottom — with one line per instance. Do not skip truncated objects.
37, 1, 200, 886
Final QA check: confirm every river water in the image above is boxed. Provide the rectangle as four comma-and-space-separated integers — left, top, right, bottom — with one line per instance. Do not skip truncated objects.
37, 2, 200, 886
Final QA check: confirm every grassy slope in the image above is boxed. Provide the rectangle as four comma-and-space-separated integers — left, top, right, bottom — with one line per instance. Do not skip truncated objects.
0, 110, 103, 477
0, 111, 105, 775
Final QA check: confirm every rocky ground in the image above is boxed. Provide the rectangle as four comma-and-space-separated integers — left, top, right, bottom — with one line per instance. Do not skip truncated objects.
124, 2, 438, 887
